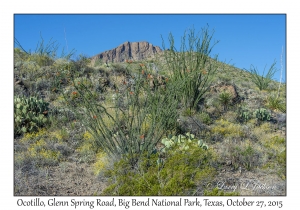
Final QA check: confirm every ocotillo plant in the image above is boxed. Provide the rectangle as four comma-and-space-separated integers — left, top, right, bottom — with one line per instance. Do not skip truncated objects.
63, 63, 179, 167
161, 26, 220, 111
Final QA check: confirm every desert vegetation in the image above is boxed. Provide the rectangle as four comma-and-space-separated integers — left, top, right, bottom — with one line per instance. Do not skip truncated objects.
14, 26, 286, 196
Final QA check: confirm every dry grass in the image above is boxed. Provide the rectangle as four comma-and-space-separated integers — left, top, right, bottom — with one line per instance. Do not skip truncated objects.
14, 162, 107, 196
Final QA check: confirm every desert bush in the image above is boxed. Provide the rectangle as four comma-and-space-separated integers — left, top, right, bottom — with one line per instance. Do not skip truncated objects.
76, 131, 98, 163
161, 26, 220, 111
263, 135, 285, 151
27, 141, 61, 166
16, 128, 70, 168
14, 83, 27, 97
211, 119, 245, 139
102, 144, 216, 195
182, 107, 197, 117
20, 128, 48, 144
232, 144, 257, 171
93, 151, 109, 176
219, 139, 261, 171
26, 53, 54, 67
198, 112, 212, 125
93, 58, 104, 67
49, 128, 70, 142
75, 54, 91, 67
15, 35, 74, 69
111, 63, 129, 76
205, 96, 223, 117
261, 136, 286, 179
221, 111, 238, 123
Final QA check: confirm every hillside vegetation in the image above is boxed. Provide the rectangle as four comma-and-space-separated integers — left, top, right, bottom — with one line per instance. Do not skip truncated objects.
14, 27, 286, 196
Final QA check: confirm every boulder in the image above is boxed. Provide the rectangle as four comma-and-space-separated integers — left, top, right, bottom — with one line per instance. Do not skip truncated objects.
210, 82, 241, 104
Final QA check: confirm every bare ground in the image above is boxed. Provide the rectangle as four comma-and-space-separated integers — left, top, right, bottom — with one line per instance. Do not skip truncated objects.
14, 161, 108, 196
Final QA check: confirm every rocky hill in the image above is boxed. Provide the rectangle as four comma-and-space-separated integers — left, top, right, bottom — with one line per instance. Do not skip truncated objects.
14, 40, 286, 196
91, 41, 162, 64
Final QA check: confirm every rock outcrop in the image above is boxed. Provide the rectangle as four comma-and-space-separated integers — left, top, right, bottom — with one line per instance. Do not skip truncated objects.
210, 82, 241, 104
91, 41, 162, 64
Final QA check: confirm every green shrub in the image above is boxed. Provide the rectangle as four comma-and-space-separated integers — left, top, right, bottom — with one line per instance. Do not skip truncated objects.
182, 108, 196, 117
102, 145, 216, 196
276, 149, 286, 178
261, 136, 286, 180
211, 119, 245, 139
16, 128, 69, 168
93, 58, 104, 67
263, 135, 285, 150
230, 142, 259, 171
76, 131, 98, 163
198, 112, 212, 125
26, 53, 54, 67
93, 151, 109, 176
14, 96, 49, 135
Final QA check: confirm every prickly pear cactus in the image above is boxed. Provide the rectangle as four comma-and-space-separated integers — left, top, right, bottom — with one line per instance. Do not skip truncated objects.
238, 108, 251, 122
161, 132, 208, 153
14, 96, 49, 135
253, 108, 271, 122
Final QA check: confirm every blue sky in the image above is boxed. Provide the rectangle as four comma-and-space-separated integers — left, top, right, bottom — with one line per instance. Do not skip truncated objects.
14, 14, 286, 82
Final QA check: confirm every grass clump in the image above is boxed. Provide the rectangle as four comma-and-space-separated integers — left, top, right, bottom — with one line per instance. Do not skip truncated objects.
21, 128, 48, 144
265, 94, 286, 113
219, 139, 261, 171
49, 128, 69, 143
93, 151, 109, 176
76, 131, 98, 163
16, 128, 71, 168
211, 119, 245, 139
232, 143, 257, 171
197, 112, 212, 125
261, 136, 286, 180
17, 139, 62, 167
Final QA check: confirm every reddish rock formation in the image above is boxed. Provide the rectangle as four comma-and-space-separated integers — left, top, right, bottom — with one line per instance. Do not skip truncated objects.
91, 41, 162, 64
